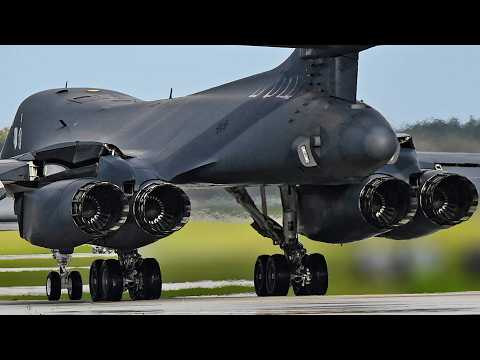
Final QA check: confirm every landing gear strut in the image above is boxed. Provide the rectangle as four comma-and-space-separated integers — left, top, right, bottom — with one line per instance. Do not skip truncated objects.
227, 185, 328, 297
46, 250, 83, 301
88, 249, 162, 302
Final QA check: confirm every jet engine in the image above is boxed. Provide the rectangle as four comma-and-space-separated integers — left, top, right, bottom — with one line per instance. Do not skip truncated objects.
94, 182, 191, 249
19, 179, 129, 249
133, 183, 191, 237
384, 171, 478, 240
298, 175, 417, 243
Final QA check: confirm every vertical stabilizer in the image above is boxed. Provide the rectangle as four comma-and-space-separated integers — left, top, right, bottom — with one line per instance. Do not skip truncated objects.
297, 46, 372, 103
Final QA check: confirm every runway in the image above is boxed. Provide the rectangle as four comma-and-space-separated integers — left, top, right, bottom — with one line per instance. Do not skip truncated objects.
1, 291, 480, 314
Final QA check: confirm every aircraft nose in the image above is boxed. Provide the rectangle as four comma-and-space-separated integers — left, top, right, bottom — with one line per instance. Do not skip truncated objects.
339, 111, 398, 171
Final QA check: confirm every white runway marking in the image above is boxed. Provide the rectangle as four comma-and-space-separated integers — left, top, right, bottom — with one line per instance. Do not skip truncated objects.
0, 280, 254, 296
183, 293, 256, 298
0, 253, 113, 260
0, 286, 64, 296
163, 280, 253, 290
0, 267, 90, 272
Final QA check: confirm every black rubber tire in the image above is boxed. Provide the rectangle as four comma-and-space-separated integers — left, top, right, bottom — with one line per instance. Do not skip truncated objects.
307, 253, 328, 295
254, 255, 270, 297
292, 255, 311, 296
128, 286, 145, 301
68, 271, 83, 300
101, 259, 124, 302
140, 258, 162, 300
46, 271, 61, 301
292, 279, 311, 296
265, 255, 290, 296
128, 261, 146, 301
89, 259, 104, 302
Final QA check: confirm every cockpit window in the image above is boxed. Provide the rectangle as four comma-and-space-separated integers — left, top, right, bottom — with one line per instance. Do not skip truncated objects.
68, 92, 137, 104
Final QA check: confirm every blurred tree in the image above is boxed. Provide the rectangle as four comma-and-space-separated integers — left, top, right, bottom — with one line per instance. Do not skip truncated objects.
400, 117, 480, 152
0, 127, 8, 151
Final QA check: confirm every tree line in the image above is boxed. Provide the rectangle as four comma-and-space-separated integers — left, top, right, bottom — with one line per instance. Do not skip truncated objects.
400, 117, 480, 152
0, 128, 8, 151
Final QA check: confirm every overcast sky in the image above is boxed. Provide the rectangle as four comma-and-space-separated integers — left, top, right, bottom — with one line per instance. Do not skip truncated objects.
1, 45, 479, 129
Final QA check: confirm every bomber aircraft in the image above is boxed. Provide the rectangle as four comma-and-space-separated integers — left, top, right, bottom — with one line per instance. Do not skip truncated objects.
0, 45, 478, 301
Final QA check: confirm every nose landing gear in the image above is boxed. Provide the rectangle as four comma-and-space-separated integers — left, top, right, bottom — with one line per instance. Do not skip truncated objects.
46, 250, 83, 301
228, 185, 329, 297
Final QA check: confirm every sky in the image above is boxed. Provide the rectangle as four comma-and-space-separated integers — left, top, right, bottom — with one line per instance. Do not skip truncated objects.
1, 45, 480, 129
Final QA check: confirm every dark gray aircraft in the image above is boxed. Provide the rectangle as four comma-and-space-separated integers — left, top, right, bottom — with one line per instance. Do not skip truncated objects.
0, 45, 478, 301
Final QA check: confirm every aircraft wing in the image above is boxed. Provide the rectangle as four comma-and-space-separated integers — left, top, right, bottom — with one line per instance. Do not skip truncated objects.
0, 159, 37, 183
417, 151, 480, 188
417, 151, 480, 168
0, 141, 127, 232
0, 196, 18, 231
0, 186, 17, 231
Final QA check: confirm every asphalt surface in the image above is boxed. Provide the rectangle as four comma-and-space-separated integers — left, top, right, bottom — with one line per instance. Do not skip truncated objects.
1, 291, 480, 314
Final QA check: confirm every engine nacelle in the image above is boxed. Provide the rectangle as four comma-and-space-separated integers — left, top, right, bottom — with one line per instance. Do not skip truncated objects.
19, 179, 129, 249
94, 182, 191, 250
298, 175, 417, 243
384, 171, 478, 240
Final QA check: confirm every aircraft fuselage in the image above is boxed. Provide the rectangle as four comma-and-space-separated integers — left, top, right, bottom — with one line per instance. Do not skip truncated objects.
1, 56, 398, 188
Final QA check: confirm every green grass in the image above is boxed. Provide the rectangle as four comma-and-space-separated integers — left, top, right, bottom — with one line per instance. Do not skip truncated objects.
0, 269, 91, 286
0, 257, 106, 268
0, 258, 101, 269
139, 217, 480, 295
0, 232, 92, 255
0, 286, 255, 302
1, 216, 480, 297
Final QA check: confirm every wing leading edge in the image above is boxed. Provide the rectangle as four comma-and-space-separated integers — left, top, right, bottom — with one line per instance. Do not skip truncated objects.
417, 151, 480, 190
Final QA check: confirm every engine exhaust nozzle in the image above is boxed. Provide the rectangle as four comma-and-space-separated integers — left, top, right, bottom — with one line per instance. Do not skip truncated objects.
72, 182, 129, 237
360, 176, 418, 229
133, 183, 190, 237
419, 173, 478, 226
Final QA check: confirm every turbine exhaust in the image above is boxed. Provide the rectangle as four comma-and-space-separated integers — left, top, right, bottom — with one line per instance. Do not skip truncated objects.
133, 183, 190, 237
360, 176, 417, 229
72, 182, 129, 237
419, 173, 478, 226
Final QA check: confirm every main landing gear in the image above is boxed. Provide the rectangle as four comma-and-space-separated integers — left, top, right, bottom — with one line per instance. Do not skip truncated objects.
88, 249, 162, 302
46, 250, 83, 301
227, 185, 328, 297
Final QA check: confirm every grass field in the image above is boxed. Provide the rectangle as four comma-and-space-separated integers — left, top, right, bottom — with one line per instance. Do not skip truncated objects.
140, 217, 480, 294
0, 215, 480, 299
0, 286, 256, 301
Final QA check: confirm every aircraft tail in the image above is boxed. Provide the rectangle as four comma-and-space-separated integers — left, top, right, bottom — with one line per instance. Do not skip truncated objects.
271, 45, 375, 58
200, 45, 375, 103
269, 45, 373, 103
289, 45, 374, 103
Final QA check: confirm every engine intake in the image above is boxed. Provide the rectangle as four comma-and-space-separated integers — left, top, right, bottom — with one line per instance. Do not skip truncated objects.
72, 182, 129, 237
133, 183, 190, 237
